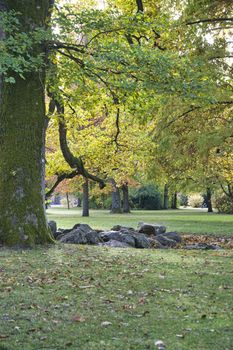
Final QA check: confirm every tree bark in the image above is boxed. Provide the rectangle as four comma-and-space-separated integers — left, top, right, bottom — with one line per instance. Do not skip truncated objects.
122, 182, 130, 213
136, 0, 144, 12
206, 187, 213, 213
66, 193, 70, 210
110, 179, 122, 213
0, 1, 54, 247
171, 192, 177, 209
163, 184, 169, 209
82, 177, 89, 217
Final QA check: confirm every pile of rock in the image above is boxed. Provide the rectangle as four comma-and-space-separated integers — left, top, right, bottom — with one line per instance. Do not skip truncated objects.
48, 221, 182, 249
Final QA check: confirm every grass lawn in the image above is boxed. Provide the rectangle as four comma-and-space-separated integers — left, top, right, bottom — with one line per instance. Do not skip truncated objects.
0, 245, 232, 350
47, 207, 233, 236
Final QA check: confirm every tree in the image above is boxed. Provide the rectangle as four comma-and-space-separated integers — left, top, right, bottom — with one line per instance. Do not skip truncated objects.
0, 1, 54, 247
82, 177, 89, 217
1, 0, 229, 247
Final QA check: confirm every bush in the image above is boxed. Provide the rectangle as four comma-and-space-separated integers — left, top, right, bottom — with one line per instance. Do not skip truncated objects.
213, 194, 233, 214
188, 193, 203, 208
130, 185, 162, 210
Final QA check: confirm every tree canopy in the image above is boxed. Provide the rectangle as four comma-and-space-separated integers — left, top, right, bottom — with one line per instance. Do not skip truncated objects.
0, 0, 232, 247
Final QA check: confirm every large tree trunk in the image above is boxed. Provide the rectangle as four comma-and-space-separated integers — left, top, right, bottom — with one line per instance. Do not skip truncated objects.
110, 179, 122, 213
206, 187, 213, 213
163, 184, 169, 209
122, 183, 130, 213
82, 177, 89, 217
0, 0, 54, 247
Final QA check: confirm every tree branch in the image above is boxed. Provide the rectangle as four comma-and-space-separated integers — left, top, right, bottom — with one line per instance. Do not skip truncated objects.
186, 17, 233, 26
45, 170, 80, 199
136, 0, 144, 13
54, 97, 105, 189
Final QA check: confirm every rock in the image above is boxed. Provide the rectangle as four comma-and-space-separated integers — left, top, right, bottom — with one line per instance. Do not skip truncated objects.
59, 226, 102, 245
59, 230, 88, 244
55, 232, 66, 240
163, 232, 182, 243
155, 234, 177, 248
100, 240, 131, 248
48, 221, 57, 237
111, 225, 135, 232
100, 231, 135, 247
137, 222, 166, 236
185, 243, 221, 250
54, 228, 73, 240
72, 223, 93, 232
131, 233, 151, 248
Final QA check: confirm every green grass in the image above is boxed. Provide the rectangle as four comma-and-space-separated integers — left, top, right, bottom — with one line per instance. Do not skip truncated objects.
47, 208, 233, 236
0, 245, 233, 350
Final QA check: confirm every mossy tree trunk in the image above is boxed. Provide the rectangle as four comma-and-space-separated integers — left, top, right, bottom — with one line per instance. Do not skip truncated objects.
0, 0, 54, 247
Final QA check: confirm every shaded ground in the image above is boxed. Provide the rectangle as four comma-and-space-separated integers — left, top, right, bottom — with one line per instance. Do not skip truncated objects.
0, 245, 233, 350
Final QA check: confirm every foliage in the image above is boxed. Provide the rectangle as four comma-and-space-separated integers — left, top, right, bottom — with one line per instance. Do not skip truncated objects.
213, 193, 233, 214
178, 193, 189, 207
0, 10, 52, 82
130, 185, 162, 210
188, 193, 204, 208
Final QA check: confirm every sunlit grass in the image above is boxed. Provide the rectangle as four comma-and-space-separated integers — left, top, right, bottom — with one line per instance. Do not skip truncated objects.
46, 208, 233, 236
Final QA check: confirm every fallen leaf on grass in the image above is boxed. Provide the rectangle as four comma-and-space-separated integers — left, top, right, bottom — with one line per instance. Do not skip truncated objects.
0, 335, 9, 340
176, 334, 185, 338
155, 340, 166, 349
71, 314, 86, 322
78, 285, 95, 289
101, 321, 112, 327
123, 304, 136, 310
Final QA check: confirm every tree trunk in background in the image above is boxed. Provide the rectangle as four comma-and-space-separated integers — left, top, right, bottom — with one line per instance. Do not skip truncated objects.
66, 193, 70, 210
0, 0, 54, 247
110, 179, 122, 213
206, 187, 213, 213
82, 177, 89, 217
171, 192, 177, 209
163, 184, 169, 209
122, 183, 130, 213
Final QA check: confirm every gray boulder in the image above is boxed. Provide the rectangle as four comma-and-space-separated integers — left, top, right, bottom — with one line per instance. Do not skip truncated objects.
54, 228, 74, 240
111, 225, 135, 232
132, 233, 151, 248
59, 225, 102, 245
72, 223, 93, 232
163, 232, 182, 243
137, 222, 166, 236
155, 234, 177, 248
48, 221, 57, 237
100, 231, 136, 247
100, 240, 131, 248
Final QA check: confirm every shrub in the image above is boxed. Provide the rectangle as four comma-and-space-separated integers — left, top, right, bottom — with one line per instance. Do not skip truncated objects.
213, 194, 233, 214
130, 185, 162, 210
188, 193, 203, 208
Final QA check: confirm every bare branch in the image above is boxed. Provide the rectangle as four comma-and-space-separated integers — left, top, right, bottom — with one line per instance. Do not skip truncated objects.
45, 170, 80, 199
186, 17, 233, 26
136, 0, 144, 13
